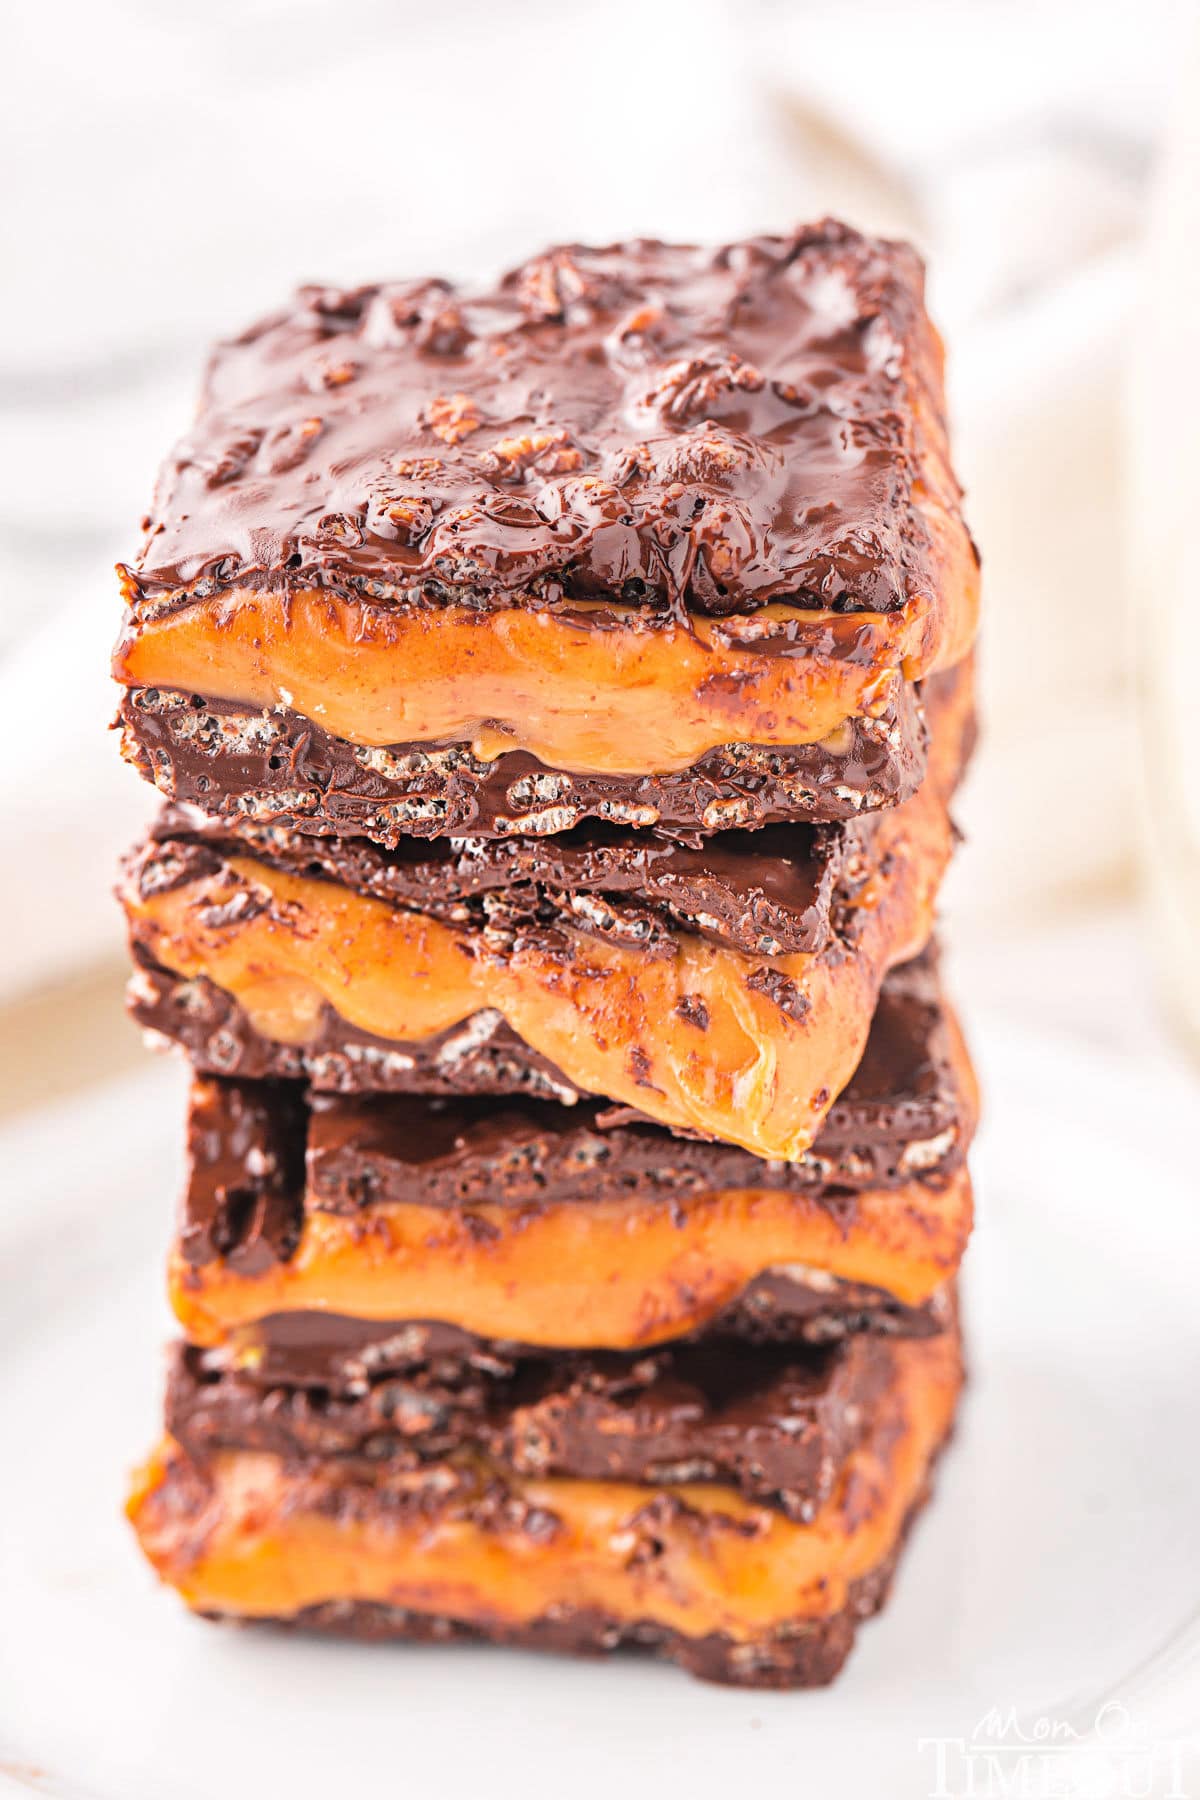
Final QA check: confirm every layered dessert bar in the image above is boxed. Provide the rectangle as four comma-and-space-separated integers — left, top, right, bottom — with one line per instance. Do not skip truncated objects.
119, 659, 971, 1162
112, 224, 979, 844
133, 950, 972, 1687
164, 952, 974, 1357
118, 219, 980, 1689
129, 1312, 963, 1687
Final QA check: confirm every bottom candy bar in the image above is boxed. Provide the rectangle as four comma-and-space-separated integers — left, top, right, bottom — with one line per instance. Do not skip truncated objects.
128, 1314, 962, 1687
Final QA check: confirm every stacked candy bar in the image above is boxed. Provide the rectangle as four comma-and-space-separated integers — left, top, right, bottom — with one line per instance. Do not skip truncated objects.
116, 221, 981, 1687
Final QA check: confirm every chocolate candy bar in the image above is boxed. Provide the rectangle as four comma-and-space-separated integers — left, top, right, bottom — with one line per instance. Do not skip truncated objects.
117, 218, 982, 1692
167, 1329, 899, 1518
165, 952, 975, 1355
113, 224, 979, 844
120, 658, 971, 1162
129, 1317, 963, 1687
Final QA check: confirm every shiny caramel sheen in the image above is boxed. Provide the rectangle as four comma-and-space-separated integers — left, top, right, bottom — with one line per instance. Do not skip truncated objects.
123, 664, 972, 1160
172, 1161, 972, 1351
127, 1327, 961, 1640
125, 750, 949, 1160
113, 580, 978, 775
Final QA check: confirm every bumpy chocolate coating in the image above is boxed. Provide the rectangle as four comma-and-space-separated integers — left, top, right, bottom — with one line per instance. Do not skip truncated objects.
121, 222, 966, 617
129, 953, 594, 1104
131, 788, 873, 959
219, 1280, 951, 1391
167, 1329, 897, 1521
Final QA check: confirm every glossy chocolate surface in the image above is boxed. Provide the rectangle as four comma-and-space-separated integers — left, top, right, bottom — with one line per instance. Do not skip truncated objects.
133, 794, 869, 960
121, 222, 966, 617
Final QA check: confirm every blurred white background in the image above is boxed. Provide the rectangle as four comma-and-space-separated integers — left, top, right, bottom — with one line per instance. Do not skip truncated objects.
3, 0, 1199, 1106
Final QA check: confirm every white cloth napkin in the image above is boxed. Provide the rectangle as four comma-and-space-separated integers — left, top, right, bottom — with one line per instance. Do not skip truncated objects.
0, 581, 155, 1002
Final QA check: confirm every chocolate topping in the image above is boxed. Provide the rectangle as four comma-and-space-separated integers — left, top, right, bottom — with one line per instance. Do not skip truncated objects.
122, 222, 968, 618
168, 1329, 898, 1521
229, 1279, 950, 1391
133, 792, 870, 960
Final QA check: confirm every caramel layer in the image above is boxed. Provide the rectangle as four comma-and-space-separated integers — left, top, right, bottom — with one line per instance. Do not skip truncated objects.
128, 1326, 961, 1640
127, 770, 947, 1161
123, 669, 969, 1161
113, 583, 978, 776
172, 1162, 972, 1352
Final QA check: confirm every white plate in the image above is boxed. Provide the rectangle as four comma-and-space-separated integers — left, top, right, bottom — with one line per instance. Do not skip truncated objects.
1, 1017, 1198, 1800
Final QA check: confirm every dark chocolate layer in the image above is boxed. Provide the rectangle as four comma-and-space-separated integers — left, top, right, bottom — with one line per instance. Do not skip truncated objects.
226, 1279, 950, 1393
119, 223, 967, 617
168, 1329, 897, 1522
117, 671, 929, 839
241, 1582, 894, 1689
128, 772, 888, 958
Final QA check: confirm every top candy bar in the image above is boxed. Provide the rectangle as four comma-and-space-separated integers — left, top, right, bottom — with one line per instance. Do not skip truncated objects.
113, 221, 979, 843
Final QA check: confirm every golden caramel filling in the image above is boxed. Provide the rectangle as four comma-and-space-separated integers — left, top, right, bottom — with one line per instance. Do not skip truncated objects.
172, 1166, 972, 1352
113, 582, 978, 774
123, 668, 966, 1163
127, 774, 947, 1161
128, 1329, 960, 1639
